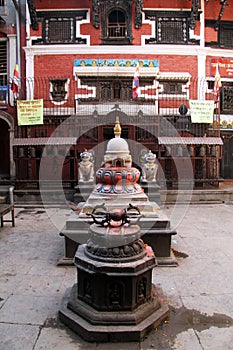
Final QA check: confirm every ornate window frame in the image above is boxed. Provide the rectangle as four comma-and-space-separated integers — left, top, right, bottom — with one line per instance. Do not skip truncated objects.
100, 1, 133, 45
144, 11, 192, 45
36, 11, 88, 45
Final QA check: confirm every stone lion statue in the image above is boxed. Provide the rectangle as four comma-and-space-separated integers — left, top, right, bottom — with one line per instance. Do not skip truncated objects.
78, 149, 95, 184
140, 149, 158, 183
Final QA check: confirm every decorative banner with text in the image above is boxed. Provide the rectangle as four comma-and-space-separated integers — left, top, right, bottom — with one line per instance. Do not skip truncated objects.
210, 58, 233, 77
17, 99, 44, 126
189, 100, 215, 123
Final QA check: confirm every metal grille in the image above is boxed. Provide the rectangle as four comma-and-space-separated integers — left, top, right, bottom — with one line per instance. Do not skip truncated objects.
46, 18, 73, 43
220, 26, 233, 48
158, 17, 187, 43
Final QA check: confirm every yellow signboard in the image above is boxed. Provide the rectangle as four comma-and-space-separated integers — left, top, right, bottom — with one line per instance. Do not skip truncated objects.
17, 99, 43, 126
190, 100, 215, 123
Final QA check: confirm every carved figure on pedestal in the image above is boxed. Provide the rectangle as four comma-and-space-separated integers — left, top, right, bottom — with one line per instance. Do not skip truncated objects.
78, 149, 95, 184
140, 149, 158, 183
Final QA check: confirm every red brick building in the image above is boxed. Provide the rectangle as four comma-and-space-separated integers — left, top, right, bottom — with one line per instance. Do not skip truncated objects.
1, 1, 233, 193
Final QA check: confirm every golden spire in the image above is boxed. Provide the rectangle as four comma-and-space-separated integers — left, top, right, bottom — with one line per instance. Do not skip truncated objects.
114, 116, 121, 137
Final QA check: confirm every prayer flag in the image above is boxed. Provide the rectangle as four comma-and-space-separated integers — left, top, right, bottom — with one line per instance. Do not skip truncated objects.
11, 62, 19, 99
214, 62, 221, 101
132, 62, 139, 99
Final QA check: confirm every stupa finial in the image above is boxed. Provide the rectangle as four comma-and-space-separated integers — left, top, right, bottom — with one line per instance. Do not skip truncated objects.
114, 116, 121, 138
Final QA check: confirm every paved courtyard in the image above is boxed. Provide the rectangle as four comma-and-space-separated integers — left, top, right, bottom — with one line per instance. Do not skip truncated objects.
0, 203, 233, 349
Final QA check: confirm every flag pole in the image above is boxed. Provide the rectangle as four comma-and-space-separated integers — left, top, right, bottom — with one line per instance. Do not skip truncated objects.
213, 61, 221, 137
217, 96, 220, 138
132, 60, 139, 99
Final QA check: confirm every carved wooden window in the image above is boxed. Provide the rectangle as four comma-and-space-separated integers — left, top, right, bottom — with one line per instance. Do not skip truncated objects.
101, 1, 132, 45
38, 11, 87, 44
159, 80, 185, 95
219, 23, 233, 48
161, 81, 183, 94
221, 85, 233, 113
121, 83, 132, 100
80, 78, 133, 101
158, 17, 188, 43
100, 82, 111, 99
99, 80, 132, 100
108, 10, 126, 38
50, 79, 68, 102
144, 11, 189, 44
45, 17, 74, 44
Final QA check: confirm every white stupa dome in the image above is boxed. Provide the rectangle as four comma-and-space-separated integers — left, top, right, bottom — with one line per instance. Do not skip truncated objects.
106, 137, 129, 155
104, 117, 132, 166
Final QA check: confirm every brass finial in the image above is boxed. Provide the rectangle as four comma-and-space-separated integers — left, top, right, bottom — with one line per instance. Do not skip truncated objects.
114, 116, 121, 137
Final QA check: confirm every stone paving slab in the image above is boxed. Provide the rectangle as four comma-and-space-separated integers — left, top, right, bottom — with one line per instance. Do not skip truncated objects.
0, 323, 39, 350
0, 205, 233, 349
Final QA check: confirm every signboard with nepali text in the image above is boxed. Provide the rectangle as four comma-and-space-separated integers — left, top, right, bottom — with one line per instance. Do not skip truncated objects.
189, 100, 215, 123
210, 58, 233, 77
17, 99, 43, 126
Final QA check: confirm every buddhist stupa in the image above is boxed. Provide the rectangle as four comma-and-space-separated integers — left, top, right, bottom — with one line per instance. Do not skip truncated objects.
79, 117, 159, 216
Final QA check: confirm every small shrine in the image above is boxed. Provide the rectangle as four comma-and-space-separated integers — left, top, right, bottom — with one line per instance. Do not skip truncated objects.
79, 117, 159, 217
60, 117, 177, 266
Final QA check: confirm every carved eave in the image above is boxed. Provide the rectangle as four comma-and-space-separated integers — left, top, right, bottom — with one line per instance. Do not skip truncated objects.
92, 0, 100, 29
135, 0, 143, 29
215, 0, 228, 30
27, 0, 39, 30
190, 0, 199, 30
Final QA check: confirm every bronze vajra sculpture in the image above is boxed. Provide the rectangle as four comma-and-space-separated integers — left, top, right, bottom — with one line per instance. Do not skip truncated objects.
88, 203, 141, 227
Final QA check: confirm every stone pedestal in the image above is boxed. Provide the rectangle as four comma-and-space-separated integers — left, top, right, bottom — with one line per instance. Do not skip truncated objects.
59, 208, 177, 267
59, 224, 169, 342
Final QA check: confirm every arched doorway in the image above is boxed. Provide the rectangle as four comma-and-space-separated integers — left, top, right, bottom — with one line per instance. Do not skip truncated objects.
0, 118, 10, 178
0, 112, 15, 179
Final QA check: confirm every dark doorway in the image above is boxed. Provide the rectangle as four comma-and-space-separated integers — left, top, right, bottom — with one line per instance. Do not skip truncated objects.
221, 135, 233, 179
0, 118, 10, 178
